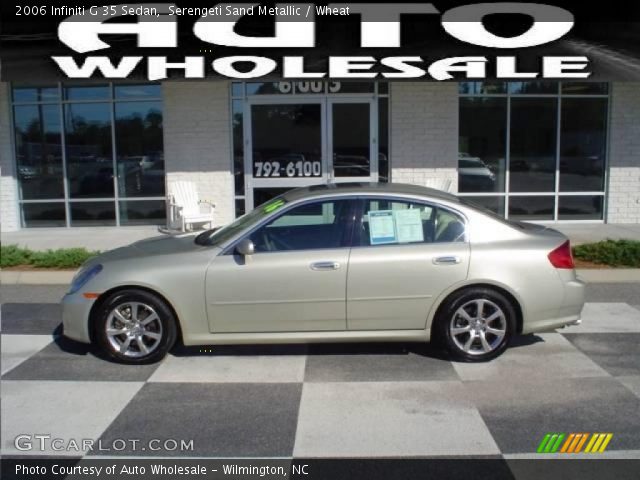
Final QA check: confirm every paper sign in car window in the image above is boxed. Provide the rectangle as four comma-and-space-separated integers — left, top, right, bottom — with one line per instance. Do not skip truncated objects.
368, 210, 397, 245
394, 209, 424, 243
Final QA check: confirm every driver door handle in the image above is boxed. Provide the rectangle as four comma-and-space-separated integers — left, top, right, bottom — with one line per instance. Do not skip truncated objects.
310, 261, 341, 271
433, 256, 461, 265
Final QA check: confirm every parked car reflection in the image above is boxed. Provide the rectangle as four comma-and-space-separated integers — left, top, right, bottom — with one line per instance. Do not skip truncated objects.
458, 154, 496, 192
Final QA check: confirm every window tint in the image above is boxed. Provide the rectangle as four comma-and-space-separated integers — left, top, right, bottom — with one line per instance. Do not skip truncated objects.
248, 199, 353, 252
358, 199, 465, 246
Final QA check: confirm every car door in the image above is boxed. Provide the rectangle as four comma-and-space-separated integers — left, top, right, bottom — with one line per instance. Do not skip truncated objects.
206, 198, 356, 333
346, 197, 470, 331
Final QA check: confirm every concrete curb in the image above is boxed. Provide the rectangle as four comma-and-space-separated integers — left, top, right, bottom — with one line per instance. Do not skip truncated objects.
1, 268, 638, 286
1, 270, 76, 285
576, 269, 640, 284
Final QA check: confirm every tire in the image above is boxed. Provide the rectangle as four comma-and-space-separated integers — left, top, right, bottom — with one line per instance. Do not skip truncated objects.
95, 289, 177, 364
435, 287, 516, 362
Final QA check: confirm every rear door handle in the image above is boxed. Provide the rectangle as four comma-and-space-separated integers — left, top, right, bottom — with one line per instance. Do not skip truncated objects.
433, 256, 461, 265
310, 261, 341, 271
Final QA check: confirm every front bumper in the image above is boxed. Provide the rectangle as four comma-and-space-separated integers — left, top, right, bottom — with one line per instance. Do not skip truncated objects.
61, 292, 94, 344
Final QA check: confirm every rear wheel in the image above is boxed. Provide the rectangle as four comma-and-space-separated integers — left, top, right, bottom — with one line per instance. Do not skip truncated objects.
436, 287, 516, 362
96, 289, 177, 364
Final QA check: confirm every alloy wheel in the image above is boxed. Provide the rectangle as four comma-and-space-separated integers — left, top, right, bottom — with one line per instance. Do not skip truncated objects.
105, 301, 164, 358
449, 299, 507, 355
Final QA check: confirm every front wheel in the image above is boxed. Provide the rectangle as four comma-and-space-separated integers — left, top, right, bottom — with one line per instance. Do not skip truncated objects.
95, 289, 177, 364
436, 287, 516, 362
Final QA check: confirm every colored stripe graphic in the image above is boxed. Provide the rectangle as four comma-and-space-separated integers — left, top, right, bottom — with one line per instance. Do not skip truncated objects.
574, 433, 589, 453
537, 434, 552, 453
539, 433, 613, 454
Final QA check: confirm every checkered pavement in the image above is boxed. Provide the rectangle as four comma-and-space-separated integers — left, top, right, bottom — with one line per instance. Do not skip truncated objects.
2, 297, 640, 460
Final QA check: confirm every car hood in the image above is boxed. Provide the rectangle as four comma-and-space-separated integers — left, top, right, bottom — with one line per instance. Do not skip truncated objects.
96, 233, 207, 263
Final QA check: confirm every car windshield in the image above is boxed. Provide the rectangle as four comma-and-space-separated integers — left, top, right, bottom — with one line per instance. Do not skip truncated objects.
195, 197, 288, 246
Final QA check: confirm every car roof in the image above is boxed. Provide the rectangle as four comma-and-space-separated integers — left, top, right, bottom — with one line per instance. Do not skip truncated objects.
282, 182, 461, 204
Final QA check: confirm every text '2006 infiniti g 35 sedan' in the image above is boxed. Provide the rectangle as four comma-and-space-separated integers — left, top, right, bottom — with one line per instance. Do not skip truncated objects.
62, 183, 585, 364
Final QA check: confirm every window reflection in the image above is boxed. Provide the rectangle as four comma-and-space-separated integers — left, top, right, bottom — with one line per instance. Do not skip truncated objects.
558, 196, 603, 220
70, 201, 116, 226
232, 100, 244, 195
333, 103, 370, 178
378, 98, 389, 182
509, 98, 557, 192
119, 200, 166, 225
22, 202, 66, 227
458, 98, 506, 193
64, 103, 114, 198
251, 104, 323, 179
114, 84, 161, 99
508, 82, 558, 94
64, 85, 110, 101
14, 105, 64, 199
13, 86, 59, 103
115, 101, 164, 197
560, 99, 607, 192
509, 196, 555, 221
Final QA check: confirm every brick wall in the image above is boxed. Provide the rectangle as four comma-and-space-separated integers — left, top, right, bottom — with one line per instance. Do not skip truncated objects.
389, 83, 459, 191
162, 81, 234, 226
608, 82, 640, 224
0, 82, 20, 232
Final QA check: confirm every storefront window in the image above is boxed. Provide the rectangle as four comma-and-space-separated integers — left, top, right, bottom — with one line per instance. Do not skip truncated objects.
458, 82, 608, 221
509, 98, 557, 192
115, 101, 164, 197
14, 104, 64, 200
560, 98, 608, 192
12, 83, 165, 227
64, 102, 114, 199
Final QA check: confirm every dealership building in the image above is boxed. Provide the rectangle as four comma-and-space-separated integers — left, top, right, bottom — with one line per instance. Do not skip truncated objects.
0, 80, 639, 232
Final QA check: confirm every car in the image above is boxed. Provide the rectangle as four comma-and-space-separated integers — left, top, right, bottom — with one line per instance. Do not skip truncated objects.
62, 182, 585, 364
458, 154, 496, 192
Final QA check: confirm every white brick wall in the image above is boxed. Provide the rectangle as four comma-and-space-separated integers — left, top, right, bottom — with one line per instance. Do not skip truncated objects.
162, 81, 234, 227
608, 82, 640, 224
390, 82, 459, 192
0, 82, 20, 232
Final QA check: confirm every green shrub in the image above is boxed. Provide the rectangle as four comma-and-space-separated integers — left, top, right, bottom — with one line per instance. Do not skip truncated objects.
573, 239, 640, 268
1, 245, 100, 269
0, 245, 32, 267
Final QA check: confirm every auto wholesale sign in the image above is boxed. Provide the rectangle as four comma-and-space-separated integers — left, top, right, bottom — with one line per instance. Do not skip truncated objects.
47, 2, 589, 81
3, 2, 639, 82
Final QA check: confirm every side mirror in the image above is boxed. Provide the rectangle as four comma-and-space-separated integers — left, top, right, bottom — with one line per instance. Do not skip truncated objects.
236, 239, 255, 257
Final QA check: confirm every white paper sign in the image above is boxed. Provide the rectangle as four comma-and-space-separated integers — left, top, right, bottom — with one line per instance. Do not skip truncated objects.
394, 209, 424, 243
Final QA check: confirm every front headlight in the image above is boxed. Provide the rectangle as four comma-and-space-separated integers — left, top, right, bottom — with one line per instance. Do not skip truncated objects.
68, 264, 103, 295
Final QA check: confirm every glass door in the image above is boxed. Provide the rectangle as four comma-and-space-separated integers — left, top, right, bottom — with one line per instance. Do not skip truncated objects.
247, 99, 327, 209
328, 99, 377, 183
245, 97, 377, 209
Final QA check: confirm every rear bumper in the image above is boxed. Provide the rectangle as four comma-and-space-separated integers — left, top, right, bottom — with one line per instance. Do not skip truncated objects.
61, 292, 94, 344
522, 276, 585, 334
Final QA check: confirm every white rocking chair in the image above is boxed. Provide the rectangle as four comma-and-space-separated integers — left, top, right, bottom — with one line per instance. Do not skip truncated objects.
167, 181, 215, 232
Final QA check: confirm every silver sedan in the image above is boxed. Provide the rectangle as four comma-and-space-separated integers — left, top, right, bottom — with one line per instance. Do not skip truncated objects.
62, 183, 585, 364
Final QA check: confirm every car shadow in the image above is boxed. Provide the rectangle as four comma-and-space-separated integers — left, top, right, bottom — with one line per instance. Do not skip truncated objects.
172, 341, 453, 361
52, 322, 546, 363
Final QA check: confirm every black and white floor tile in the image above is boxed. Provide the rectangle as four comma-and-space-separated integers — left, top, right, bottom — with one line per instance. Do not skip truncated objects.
2, 297, 640, 459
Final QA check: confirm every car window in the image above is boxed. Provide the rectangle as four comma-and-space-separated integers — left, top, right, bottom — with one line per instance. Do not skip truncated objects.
248, 199, 353, 253
358, 198, 466, 246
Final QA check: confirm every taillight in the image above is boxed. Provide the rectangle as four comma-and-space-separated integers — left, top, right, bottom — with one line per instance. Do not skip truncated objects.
548, 240, 574, 269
